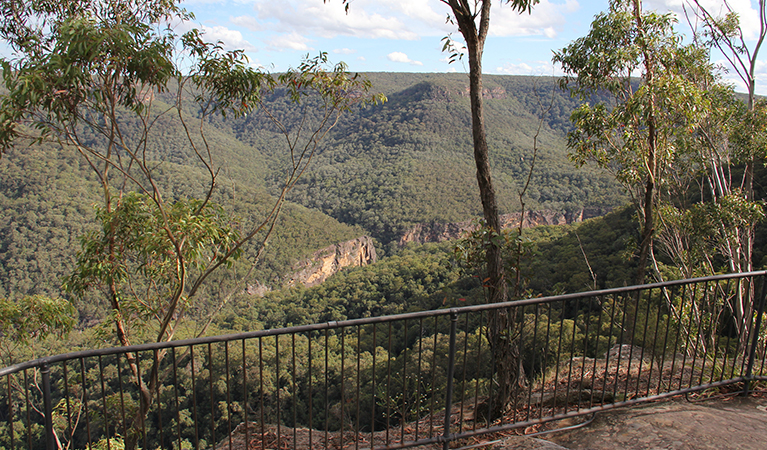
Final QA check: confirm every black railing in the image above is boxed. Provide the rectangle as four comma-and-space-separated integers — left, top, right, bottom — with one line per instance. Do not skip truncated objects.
3, 272, 767, 450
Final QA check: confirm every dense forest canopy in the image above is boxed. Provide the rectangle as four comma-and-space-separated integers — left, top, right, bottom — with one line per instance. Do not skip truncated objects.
0, 72, 627, 306
0, 0, 765, 364
1, 2, 766, 448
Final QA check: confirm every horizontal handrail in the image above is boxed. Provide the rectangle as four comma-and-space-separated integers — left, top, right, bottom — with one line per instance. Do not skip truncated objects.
2, 271, 765, 450
4, 270, 763, 377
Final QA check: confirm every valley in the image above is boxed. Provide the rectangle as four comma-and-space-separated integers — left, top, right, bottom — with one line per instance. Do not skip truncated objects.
0, 73, 627, 331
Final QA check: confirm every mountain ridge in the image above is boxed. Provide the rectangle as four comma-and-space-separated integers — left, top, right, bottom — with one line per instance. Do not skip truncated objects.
0, 72, 625, 303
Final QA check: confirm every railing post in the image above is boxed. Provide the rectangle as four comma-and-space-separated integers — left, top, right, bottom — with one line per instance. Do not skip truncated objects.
744, 273, 767, 395
41, 363, 55, 450
442, 310, 459, 450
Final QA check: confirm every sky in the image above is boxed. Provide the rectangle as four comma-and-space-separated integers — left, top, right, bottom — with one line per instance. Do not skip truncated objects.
182, 0, 767, 95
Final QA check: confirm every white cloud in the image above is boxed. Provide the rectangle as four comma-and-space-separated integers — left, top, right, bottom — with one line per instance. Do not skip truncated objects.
386, 0, 448, 29
490, 0, 578, 38
640, 0, 766, 94
230, 15, 262, 32
494, 60, 564, 76
714, 56, 767, 94
645, 0, 765, 40
217, 0, 582, 47
388, 51, 424, 65
266, 32, 314, 51
248, 59, 269, 71
754, 58, 767, 93
199, 24, 258, 52
252, 0, 421, 40
334, 48, 357, 55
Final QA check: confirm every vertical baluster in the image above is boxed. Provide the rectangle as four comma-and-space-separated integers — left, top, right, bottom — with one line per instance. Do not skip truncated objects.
385, 322, 392, 445
225, 343, 233, 450
458, 313, 469, 431
275, 335, 281, 450
242, 340, 249, 450
340, 329, 346, 447
98, 357, 110, 450
442, 310, 458, 450
308, 334, 313, 450
79, 358, 92, 450
565, 297, 582, 414
355, 325, 362, 450
472, 312, 484, 431
191, 347, 199, 450
63, 363, 73, 447
154, 350, 164, 450
42, 364, 54, 450
258, 337, 265, 450
429, 316, 438, 437
292, 334, 297, 450
324, 330, 329, 449
172, 348, 182, 450
370, 324, 376, 447
526, 303, 540, 422
208, 343, 215, 450
400, 319, 408, 444
7, 373, 15, 450
415, 318, 424, 440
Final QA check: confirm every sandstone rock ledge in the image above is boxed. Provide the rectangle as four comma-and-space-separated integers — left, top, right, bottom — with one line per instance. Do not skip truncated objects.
397, 209, 610, 246
285, 236, 377, 288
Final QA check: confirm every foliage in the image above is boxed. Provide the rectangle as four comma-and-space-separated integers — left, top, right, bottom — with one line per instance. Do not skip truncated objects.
63, 192, 241, 343
0, 0, 380, 350
234, 243, 468, 329
0, 1, 381, 448
262, 74, 623, 242
556, 0, 767, 351
554, 0, 702, 284
0, 295, 76, 364
452, 219, 532, 296
0, 73, 627, 311
524, 207, 637, 294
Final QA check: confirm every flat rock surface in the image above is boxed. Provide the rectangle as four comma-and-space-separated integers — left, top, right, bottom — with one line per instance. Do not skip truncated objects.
541, 395, 767, 450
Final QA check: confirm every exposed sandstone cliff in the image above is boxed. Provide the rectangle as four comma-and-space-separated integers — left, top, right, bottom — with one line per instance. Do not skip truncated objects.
285, 236, 377, 288
461, 85, 507, 99
395, 81, 507, 102
245, 236, 377, 296
397, 208, 608, 246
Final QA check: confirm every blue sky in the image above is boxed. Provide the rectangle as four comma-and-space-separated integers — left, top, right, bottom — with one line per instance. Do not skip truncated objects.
182, 0, 766, 94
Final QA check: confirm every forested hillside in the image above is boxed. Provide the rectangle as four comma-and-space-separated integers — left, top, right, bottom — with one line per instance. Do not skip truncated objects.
231, 74, 623, 241
0, 73, 626, 307
218, 207, 640, 331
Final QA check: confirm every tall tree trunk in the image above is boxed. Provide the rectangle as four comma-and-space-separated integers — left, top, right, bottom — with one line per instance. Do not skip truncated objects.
448, 0, 525, 420
632, 0, 656, 287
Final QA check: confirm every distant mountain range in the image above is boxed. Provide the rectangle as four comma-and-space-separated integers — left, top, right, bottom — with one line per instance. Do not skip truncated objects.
0, 73, 626, 302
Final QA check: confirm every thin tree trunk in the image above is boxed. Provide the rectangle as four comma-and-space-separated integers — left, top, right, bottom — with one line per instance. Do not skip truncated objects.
632, 0, 656, 287
448, 0, 525, 419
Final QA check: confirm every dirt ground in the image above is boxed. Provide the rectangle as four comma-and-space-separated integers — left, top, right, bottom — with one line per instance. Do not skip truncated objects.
490, 393, 767, 450
214, 393, 767, 449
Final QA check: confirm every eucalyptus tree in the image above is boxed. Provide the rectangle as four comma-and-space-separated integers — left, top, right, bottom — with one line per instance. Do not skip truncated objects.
440, 0, 541, 420
685, 0, 767, 275
0, 0, 381, 446
554, 0, 708, 285
0, 295, 76, 366
652, 2, 767, 346
556, 0, 767, 351
327, 0, 538, 420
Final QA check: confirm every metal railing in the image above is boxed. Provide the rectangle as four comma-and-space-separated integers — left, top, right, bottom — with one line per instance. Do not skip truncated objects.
2, 271, 767, 450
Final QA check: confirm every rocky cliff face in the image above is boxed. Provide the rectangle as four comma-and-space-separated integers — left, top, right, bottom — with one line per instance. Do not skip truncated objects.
285, 236, 377, 288
461, 85, 507, 99
397, 208, 608, 246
